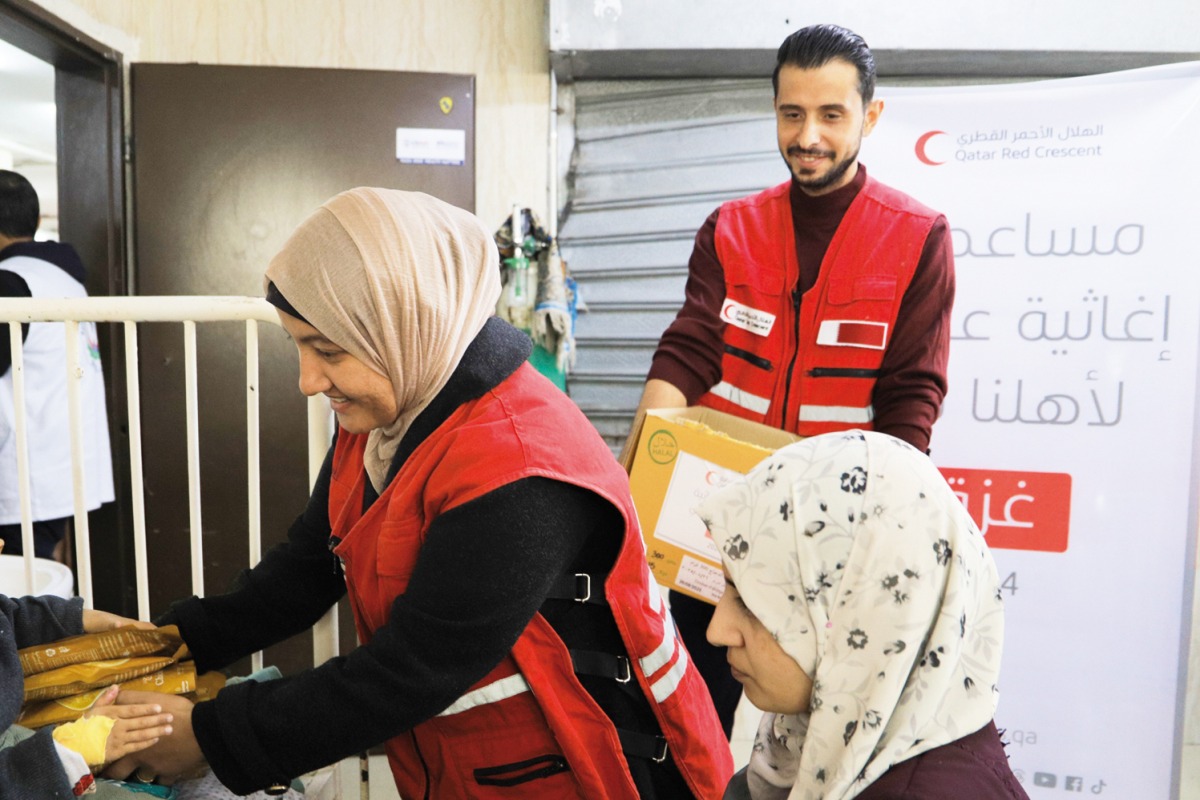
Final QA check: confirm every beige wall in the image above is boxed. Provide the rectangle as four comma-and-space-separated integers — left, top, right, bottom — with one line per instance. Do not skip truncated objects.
40, 0, 550, 231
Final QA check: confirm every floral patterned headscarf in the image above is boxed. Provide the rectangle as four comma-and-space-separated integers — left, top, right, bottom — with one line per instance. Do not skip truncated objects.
697, 431, 1005, 800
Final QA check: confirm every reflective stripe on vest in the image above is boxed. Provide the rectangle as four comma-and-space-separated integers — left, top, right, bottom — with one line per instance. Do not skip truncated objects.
437, 673, 531, 717
798, 403, 875, 424
647, 638, 689, 704
709, 381, 770, 415
637, 581, 688, 703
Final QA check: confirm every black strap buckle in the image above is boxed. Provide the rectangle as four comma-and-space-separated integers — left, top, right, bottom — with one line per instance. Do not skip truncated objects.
614, 654, 632, 684
545, 572, 607, 605
570, 648, 633, 685
616, 728, 670, 764
573, 573, 591, 603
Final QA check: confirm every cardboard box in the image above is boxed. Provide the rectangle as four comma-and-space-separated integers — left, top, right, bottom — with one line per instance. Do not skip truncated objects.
626, 407, 800, 604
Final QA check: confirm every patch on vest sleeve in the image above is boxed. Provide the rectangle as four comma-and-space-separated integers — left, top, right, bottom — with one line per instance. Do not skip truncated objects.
720, 299, 776, 336
816, 320, 888, 350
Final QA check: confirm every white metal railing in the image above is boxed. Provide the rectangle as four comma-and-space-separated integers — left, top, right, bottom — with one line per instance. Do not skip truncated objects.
0, 296, 338, 673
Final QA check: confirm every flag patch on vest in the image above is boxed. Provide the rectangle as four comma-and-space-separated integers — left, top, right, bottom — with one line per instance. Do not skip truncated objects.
816, 320, 888, 350
720, 299, 776, 336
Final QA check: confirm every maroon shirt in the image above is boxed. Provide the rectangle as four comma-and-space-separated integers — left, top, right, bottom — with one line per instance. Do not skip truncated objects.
855, 721, 1029, 800
648, 167, 955, 452
723, 721, 1030, 800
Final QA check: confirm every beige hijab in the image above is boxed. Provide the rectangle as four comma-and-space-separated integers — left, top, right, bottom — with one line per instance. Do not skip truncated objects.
265, 188, 500, 490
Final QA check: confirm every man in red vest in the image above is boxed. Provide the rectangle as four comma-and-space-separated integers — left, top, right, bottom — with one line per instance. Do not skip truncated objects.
623, 24, 956, 737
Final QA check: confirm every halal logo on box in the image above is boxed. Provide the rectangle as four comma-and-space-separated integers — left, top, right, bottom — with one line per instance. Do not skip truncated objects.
647, 430, 679, 465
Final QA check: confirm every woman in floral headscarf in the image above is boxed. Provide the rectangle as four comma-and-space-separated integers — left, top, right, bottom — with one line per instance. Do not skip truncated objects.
701, 430, 1028, 800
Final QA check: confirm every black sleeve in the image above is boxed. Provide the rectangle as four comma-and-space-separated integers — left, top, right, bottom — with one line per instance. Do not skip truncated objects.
0, 270, 32, 377
159, 443, 346, 672
1, 594, 84, 648
191, 476, 599, 794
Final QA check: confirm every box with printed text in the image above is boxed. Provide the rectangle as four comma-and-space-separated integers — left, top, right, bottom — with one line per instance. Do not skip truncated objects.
625, 407, 800, 604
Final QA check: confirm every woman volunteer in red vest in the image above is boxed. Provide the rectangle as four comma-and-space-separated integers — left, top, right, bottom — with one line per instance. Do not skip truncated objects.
109, 188, 731, 799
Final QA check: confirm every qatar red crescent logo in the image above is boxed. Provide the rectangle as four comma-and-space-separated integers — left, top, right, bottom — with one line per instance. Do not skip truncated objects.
915, 130, 947, 165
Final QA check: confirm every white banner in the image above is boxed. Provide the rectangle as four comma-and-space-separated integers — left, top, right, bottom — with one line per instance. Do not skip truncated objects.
865, 63, 1200, 799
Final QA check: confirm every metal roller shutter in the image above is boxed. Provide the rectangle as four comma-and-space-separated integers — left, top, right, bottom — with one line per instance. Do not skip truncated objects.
559, 78, 775, 450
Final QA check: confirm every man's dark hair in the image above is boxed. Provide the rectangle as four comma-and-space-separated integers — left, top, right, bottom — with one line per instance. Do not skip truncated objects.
0, 170, 40, 239
772, 24, 876, 105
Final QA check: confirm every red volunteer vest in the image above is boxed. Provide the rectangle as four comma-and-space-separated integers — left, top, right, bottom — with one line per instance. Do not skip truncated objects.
700, 177, 938, 435
329, 363, 732, 800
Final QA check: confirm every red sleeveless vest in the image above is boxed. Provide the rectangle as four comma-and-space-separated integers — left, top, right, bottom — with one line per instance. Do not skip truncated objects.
700, 176, 938, 435
329, 363, 732, 799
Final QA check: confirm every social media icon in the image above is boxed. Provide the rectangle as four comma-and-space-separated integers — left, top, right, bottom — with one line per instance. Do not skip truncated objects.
1066, 776, 1084, 792
1034, 772, 1057, 788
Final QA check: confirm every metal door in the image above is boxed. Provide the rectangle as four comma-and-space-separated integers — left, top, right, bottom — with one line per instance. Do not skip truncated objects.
130, 63, 475, 669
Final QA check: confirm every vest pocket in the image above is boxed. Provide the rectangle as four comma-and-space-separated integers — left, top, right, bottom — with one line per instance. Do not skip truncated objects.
420, 679, 583, 798
719, 261, 786, 382
474, 755, 570, 787
826, 274, 898, 305
724, 343, 773, 371
724, 256, 784, 295
374, 516, 424, 579
808, 367, 881, 379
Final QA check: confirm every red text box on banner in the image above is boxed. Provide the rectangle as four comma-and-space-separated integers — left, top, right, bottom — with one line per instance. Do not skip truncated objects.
938, 467, 1071, 552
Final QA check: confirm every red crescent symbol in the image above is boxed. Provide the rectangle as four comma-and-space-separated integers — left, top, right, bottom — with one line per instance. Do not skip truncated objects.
915, 130, 947, 166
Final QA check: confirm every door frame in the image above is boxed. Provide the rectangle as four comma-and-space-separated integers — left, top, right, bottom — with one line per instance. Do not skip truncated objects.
1, 0, 134, 613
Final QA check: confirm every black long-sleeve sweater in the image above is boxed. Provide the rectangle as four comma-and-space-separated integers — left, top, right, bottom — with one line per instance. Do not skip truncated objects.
162, 319, 688, 797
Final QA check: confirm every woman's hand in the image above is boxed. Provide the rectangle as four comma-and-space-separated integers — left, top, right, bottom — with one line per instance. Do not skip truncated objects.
82, 608, 156, 633
102, 691, 205, 784
86, 685, 176, 765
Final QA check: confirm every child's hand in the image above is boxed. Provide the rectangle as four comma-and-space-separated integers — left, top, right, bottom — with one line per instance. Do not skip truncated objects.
88, 686, 175, 765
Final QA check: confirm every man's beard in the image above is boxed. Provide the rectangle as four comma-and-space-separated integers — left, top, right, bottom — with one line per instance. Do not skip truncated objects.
783, 143, 861, 194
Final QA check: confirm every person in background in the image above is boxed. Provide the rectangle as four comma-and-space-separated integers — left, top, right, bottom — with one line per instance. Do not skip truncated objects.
622, 23, 956, 736
0, 589, 172, 798
700, 431, 1027, 800
0, 169, 115, 561
107, 188, 732, 798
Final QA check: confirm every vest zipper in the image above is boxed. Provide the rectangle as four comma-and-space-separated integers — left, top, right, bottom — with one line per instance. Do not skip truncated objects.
723, 343, 773, 371
808, 367, 881, 379
779, 286, 802, 426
